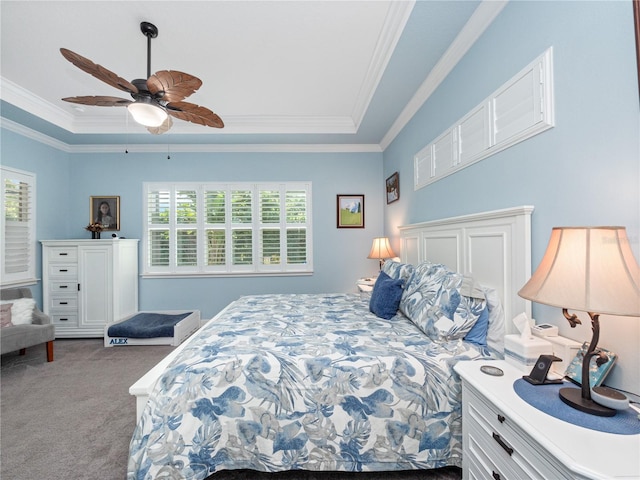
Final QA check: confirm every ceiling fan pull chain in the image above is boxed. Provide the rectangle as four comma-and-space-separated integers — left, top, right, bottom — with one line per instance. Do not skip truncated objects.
125, 110, 129, 154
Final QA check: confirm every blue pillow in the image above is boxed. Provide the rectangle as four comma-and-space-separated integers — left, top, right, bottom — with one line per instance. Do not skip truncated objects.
369, 271, 404, 320
464, 304, 490, 346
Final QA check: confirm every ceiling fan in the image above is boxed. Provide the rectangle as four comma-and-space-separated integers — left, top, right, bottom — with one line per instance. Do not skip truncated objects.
60, 21, 223, 134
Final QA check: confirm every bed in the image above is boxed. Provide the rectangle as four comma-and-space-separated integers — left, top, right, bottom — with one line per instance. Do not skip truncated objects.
127, 206, 533, 480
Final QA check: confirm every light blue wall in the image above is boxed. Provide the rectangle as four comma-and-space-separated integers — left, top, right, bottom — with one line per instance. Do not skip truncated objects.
65, 151, 385, 317
1, 128, 71, 306
1, 136, 386, 317
383, 1, 640, 393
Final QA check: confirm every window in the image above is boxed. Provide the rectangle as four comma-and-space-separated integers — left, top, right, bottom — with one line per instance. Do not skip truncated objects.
1, 166, 36, 287
143, 182, 312, 276
414, 47, 554, 189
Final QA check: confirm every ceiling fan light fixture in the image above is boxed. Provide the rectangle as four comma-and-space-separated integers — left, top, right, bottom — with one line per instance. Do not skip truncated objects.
127, 99, 168, 127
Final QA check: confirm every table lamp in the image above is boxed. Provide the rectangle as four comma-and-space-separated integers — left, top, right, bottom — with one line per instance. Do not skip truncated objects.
367, 237, 397, 270
518, 227, 640, 416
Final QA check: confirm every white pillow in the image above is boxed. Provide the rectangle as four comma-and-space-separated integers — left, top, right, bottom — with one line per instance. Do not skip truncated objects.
483, 287, 505, 353
0, 298, 36, 325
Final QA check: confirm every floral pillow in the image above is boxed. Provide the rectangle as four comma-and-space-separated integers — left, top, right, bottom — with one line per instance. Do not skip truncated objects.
400, 262, 486, 342
381, 260, 415, 283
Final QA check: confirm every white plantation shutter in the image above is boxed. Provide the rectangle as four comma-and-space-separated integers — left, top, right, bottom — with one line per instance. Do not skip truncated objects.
1, 167, 36, 286
259, 189, 281, 265
176, 189, 197, 267
146, 188, 170, 267
143, 182, 312, 276
204, 189, 226, 266
414, 48, 554, 189
285, 189, 308, 265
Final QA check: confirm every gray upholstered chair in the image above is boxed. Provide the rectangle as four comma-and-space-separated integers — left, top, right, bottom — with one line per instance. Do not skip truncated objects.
1, 287, 55, 361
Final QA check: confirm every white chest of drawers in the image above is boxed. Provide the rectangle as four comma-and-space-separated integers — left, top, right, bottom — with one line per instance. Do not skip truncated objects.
41, 239, 139, 337
454, 360, 640, 480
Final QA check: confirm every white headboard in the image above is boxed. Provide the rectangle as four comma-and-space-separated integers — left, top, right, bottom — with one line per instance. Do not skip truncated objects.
398, 206, 534, 335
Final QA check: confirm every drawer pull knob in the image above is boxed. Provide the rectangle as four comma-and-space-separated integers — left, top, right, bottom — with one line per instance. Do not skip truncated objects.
59, 285, 68, 289
492, 471, 501, 480
60, 253, 68, 256
60, 318, 68, 321
60, 302, 68, 305
492, 432, 514, 456
60, 269, 68, 272
497, 414, 505, 423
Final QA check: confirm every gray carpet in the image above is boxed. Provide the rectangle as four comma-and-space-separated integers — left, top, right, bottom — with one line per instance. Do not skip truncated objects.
1, 339, 462, 480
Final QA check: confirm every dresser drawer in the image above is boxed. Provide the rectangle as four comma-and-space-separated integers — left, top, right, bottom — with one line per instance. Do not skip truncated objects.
49, 296, 78, 310
466, 386, 564, 479
50, 281, 78, 293
468, 432, 511, 480
48, 264, 78, 278
47, 247, 78, 262
50, 314, 78, 326
468, 414, 527, 479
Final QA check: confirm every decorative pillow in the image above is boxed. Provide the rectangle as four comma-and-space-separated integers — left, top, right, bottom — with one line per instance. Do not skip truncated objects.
369, 271, 405, 320
483, 286, 506, 353
6, 298, 36, 325
400, 262, 486, 342
464, 304, 489, 346
0, 303, 13, 328
381, 260, 415, 283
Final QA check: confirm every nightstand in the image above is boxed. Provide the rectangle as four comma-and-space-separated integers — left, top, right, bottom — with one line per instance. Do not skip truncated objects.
454, 360, 640, 479
356, 277, 375, 300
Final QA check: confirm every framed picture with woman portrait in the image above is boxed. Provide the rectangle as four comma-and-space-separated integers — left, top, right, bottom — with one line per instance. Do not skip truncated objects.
90, 196, 120, 231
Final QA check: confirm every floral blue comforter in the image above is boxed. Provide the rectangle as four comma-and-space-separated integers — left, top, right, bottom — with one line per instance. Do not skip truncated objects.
127, 294, 497, 479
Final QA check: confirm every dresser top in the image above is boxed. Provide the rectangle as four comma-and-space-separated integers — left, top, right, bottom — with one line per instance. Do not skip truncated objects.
455, 360, 640, 479
41, 239, 139, 244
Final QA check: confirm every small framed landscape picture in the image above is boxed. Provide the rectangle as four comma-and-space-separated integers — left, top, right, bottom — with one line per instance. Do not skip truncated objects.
386, 172, 399, 204
337, 194, 364, 228
90, 195, 120, 231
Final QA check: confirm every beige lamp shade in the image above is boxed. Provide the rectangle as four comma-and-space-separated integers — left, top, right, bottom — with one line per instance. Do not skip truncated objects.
518, 227, 640, 316
367, 237, 397, 260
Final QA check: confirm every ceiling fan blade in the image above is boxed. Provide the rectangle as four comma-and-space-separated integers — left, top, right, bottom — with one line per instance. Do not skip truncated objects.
147, 116, 173, 135
147, 70, 202, 103
60, 48, 138, 95
167, 101, 224, 128
62, 96, 133, 107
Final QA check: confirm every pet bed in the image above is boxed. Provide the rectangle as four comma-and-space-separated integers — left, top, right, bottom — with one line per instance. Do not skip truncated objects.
104, 310, 200, 347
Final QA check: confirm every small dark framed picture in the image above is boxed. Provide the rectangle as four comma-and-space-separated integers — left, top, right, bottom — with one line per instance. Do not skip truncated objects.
337, 194, 365, 228
90, 196, 120, 231
386, 172, 399, 204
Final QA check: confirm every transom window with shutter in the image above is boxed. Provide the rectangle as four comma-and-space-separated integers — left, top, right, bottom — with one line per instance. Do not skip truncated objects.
143, 182, 312, 276
1, 166, 36, 286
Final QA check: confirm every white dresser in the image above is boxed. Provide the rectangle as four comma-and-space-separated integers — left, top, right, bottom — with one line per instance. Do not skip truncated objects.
454, 360, 640, 480
41, 239, 139, 337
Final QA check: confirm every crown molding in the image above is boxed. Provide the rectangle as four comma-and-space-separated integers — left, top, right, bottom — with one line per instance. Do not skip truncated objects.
380, 0, 508, 151
1, 77, 76, 131
1, 117, 381, 154
351, 1, 415, 128
1, 117, 73, 152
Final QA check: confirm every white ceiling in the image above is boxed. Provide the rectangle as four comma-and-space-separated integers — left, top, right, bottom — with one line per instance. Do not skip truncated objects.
0, 0, 503, 150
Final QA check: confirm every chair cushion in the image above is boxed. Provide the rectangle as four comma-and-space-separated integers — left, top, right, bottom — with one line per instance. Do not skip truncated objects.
0, 298, 36, 325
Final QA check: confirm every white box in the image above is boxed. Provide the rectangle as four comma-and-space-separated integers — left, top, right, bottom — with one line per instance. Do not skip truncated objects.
544, 335, 582, 375
504, 334, 553, 373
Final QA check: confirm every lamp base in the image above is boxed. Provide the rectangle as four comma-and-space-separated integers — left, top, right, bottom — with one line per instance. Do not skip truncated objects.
559, 387, 616, 417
